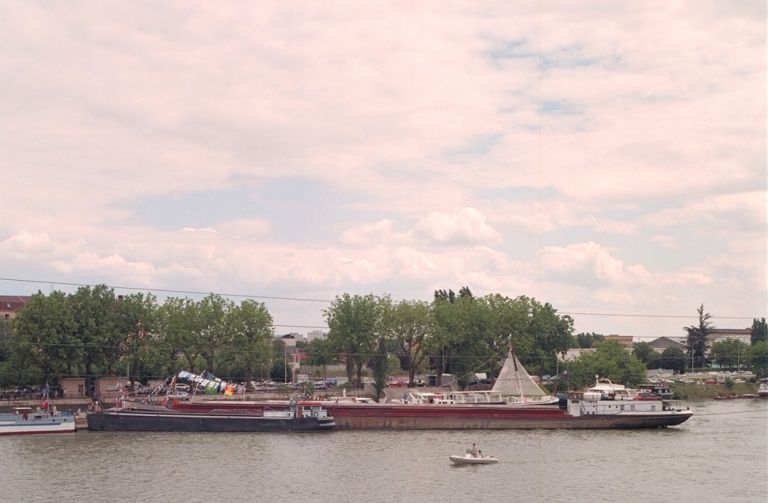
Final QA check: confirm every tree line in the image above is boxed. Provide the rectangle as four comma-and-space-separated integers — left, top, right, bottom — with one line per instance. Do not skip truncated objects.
1, 286, 766, 398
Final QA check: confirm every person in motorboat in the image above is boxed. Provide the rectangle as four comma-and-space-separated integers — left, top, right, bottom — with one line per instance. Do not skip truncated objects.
466, 443, 479, 457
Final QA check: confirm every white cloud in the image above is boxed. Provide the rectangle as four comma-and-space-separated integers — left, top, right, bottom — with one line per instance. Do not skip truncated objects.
340, 220, 403, 246
214, 219, 272, 240
414, 208, 502, 245
537, 241, 651, 285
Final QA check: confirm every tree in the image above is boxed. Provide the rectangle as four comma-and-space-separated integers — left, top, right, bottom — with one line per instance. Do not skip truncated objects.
444, 295, 494, 388
427, 293, 461, 385
158, 297, 202, 372
114, 292, 159, 385
195, 294, 235, 373
381, 299, 431, 387
305, 337, 335, 380
370, 328, 389, 401
11, 291, 78, 386
685, 304, 712, 370
751, 318, 768, 345
633, 342, 655, 368
221, 299, 274, 382
576, 332, 604, 348
657, 346, 687, 373
749, 341, 768, 378
523, 300, 574, 377
710, 339, 749, 371
566, 341, 647, 389
70, 285, 121, 396
324, 293, 380, 388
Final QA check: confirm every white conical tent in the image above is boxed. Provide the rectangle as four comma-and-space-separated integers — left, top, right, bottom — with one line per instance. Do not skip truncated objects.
491, 351, 549, 398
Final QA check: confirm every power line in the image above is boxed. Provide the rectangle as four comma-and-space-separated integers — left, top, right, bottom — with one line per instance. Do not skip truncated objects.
0, 276, 761, 321
0, 277, 331, 303
561, 311, 754, 321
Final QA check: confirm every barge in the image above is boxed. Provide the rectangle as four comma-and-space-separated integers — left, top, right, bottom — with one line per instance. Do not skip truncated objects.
87, 403, 335, 432
170, 391, 692, 430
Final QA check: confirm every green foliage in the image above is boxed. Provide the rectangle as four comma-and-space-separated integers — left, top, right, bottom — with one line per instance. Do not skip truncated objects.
324, 293, 380, 387
632, 342, 655, 368
751, 318, 768, 345
385, 299, 431, 386
114, 292, 160, 384
685, 304, 712, 369
305, 337, 336, 379
656, 346, 687, 373
710, 339, 749, 371
565, 341, 647, 389
576, 332, 604, 348
220, 299, 274, 381
750, 341, 768, 378
11, 291, 78, 386
428, 293, 573, 387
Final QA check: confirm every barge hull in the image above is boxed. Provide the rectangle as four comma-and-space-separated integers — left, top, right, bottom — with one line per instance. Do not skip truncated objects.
87, 411, 335, 432
171, 401, 692, 430
325, 405, 691, 430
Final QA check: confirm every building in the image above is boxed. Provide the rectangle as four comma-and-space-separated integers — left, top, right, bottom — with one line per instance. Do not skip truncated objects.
305, 329, 327, 341
0, 295, 31, 320
558, 348, 596, 362
707, 328, 752, 346
59, 377, 86, 399
95, 377, 125, 399
647, 337, 687, 354
604, 335, 634, 349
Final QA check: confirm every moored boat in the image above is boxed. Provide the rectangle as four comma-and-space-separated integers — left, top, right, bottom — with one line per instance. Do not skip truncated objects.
165, 358, 692, 430
0, 406, 76, 435
170, 390, 692, 430
758, 379, 768, 398
87, 402, 335, 432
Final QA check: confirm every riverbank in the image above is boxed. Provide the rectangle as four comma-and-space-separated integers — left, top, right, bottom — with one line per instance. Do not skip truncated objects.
671, 381, 761, 400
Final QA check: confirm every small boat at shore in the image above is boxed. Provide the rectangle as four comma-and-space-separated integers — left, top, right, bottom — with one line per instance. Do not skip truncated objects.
450, 454, 499, 465
758, 379, 768, 398
0, 406, 76, 435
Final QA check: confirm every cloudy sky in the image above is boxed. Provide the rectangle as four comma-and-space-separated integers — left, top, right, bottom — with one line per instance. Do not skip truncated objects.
1, 1, 765, 340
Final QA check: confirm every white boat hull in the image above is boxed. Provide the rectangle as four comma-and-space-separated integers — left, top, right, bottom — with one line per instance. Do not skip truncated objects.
450, 454, 499, 465
0, 419, 75, 435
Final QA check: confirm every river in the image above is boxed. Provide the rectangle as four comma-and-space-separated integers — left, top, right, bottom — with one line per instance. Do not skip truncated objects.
0, 399, 765, 503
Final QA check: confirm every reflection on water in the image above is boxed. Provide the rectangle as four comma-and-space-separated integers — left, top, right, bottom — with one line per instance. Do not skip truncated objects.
1, 400, 766, 503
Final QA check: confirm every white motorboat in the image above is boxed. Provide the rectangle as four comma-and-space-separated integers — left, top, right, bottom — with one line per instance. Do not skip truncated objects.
449, 454, 499, 465
758, 379, 768, 398
0, 406, 75, 435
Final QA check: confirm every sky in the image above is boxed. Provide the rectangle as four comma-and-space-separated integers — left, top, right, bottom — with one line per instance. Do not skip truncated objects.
0, 1, 765, 341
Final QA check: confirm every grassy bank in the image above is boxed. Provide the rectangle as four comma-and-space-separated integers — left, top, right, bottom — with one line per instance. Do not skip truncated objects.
671, 382, 758, 400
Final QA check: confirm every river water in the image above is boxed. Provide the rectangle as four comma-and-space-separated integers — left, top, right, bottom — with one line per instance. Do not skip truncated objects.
1, 399, 765, 503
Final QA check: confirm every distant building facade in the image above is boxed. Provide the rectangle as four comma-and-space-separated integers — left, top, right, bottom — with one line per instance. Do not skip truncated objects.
647, 336, 687, 354
707, 328, 751, 346
0, 295, 31, 320
305, 329, 327, 341
559, 348, 596, 362
604, 335, 634, 348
